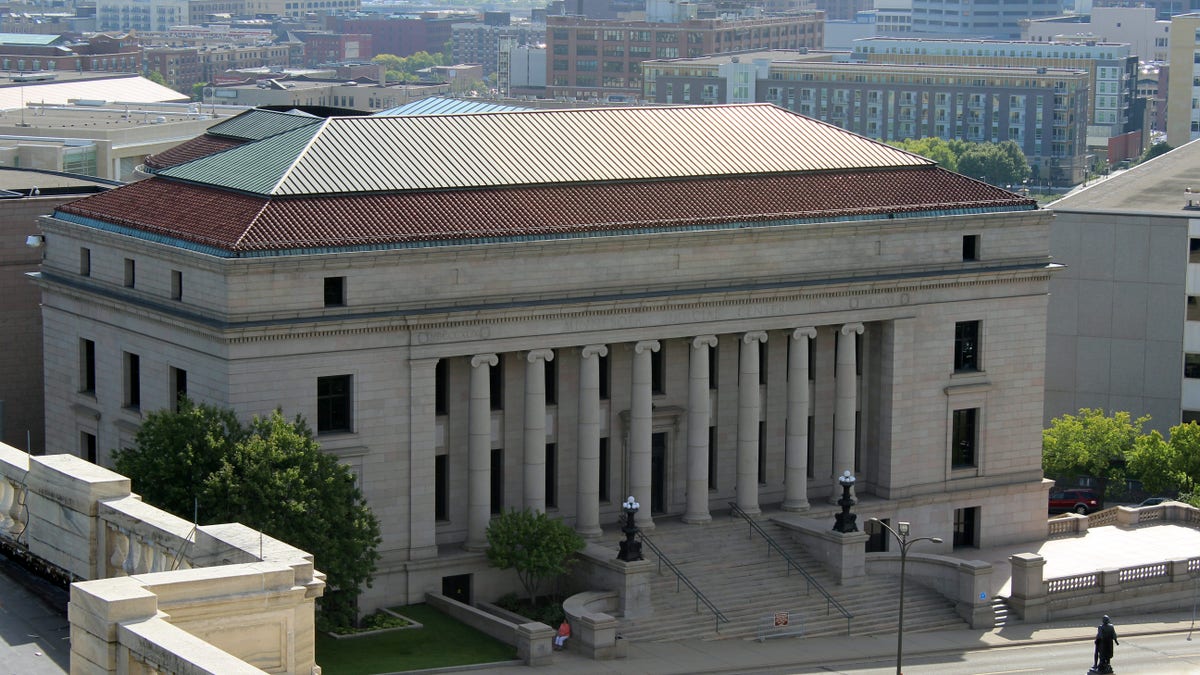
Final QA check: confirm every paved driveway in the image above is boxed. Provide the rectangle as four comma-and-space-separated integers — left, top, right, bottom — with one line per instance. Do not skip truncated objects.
0, 555, 68, 674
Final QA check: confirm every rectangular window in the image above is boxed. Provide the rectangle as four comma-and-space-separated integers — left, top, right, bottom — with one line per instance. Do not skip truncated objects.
598, 352, 610, 400
435, 359, 448, 415
171, 270, 183, 300
1186, 354, 1200, 379
124, 258, 135, 288
759, 341, 768, 385
490, 357, 504, 411
599, 437, 610, 502
123, 352, 141, 409
952, 408, 978, 468
546, 443, 557, 509
80, 247, 91, 276
169, 366, 187, 412
545, 357, 557, 406
490, 448, 504, 514
80, 338, 95, 393
324, 276, 345, 307
708, 426, 718, 490
651, 346, 665, 394
317, 374, 352, 433
435, 454, 448, 521
81, 431, 96, 463
963, 235, 979, 261
807, 416, 815, 478
709, 344, 718, 389
954, 320, 980, 372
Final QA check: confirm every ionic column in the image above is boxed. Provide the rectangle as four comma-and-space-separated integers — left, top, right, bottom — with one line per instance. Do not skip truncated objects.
737, 331, 767, 515
833, 323, 863, 499
684, 335, 718, 524
784, 328, 816, 511
524, 349, 554, 513
577, 345, 607, 538
630, 340, 659, 530
466, 353, 497, 551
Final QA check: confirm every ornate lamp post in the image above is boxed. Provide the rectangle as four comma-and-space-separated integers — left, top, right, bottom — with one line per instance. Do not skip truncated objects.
868, 518, 943, 675
617, 496, 643, 562
832, 470, 857, 533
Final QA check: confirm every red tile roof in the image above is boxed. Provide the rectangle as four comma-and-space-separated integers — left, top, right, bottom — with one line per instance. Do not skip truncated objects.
143, 135, 245, 170
58, 167, 1034, 254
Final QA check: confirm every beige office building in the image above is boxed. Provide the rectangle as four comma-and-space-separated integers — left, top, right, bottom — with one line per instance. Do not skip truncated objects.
32, 104, 1055, 609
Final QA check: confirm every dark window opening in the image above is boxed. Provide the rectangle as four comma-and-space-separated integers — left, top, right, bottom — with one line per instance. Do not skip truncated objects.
1186, 354, 1200, 379
758, 420, 766, 484
651, 346, 665, 394
435, 359, 448, 415
80, 339, 95, 393
952, 408, 978, 468
490, 357, 504, 411
598, 352, 610, 400
599, 437, 610, 502
124, 352, 140, 409
546, 443, 558, 509
963, 234, 980, 260
171, 270, 183, 301
124, 258, 135, 288
490, 448, 504, 514
759, 341, 768, 385
954, 320, 980, 372
545, 357, 557, 405
80, 247, 91, 276
324, 276, 345, 307
435, 454, 448, 521
708, 426, 718, 490
169, 367, 187, 412
317, 374, 352, 433
709, 344, 718, 389
81, 431, 96, 464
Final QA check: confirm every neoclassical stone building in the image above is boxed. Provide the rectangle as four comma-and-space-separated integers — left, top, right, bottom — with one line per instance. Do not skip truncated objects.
33, 104, 1054, 609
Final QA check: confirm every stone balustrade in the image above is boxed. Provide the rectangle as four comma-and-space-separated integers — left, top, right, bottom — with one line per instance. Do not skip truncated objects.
0, 442, 324, 674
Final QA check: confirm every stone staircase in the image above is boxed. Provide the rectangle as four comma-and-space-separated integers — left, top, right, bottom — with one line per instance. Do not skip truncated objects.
618, 516, 968, 642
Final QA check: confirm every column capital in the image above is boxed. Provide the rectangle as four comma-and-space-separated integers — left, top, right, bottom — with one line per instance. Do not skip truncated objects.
634, 340, 661, 354
840, 322, 864, 336
581, 344, 608, 359
742, 331, 768, 344
692, 335, 718, 350
791, 327, 817, 341
471, 353, 498, 368
526, 348, 554, 363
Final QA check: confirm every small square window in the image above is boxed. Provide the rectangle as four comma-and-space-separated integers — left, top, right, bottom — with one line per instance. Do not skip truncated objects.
324, 276, 345, 307
171, 270, 182, 300
963, 234, 979, 261
124, 258, 135, 288
317, 374, 352, 433
80, 247, 91, 276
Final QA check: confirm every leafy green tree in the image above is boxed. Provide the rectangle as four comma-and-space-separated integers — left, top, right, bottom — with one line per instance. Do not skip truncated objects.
957, 140, 1031, 186
889, 137, 960, 171
192, 82, 208, 101
1128, 422, 1200, 496
486, 508, 584, 606
113, 401, 381, 631
1043, 408, 1147, 498
1142, 141, 1172, 162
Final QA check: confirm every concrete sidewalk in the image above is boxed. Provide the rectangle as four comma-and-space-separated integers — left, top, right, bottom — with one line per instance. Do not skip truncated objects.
491, 610, 1200, 674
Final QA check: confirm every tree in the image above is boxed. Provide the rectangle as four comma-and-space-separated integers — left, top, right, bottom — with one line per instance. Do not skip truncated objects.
889, 137, 960, 171
145, 70, 167, 86
957, 141, 1031, 186
1043, 408, 1147, 498
192, 82, 208, 102
1128, 421, 1200, 496
486, 508, 584, 606
113, 401, 381, 630
1142, 141, 1172, 162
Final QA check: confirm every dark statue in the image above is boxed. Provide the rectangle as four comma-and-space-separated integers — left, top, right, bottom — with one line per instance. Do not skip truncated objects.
1089, 615, 1118, 674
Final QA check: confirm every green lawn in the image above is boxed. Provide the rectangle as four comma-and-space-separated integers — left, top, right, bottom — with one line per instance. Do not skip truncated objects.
315, 604, 518, 674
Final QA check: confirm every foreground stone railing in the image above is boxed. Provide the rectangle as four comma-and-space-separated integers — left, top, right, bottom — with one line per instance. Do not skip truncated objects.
0, 443, 324, 674
1013, 502, 1200, 622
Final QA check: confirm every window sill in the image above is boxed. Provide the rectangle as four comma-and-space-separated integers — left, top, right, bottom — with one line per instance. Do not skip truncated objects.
317, 430, 356, 439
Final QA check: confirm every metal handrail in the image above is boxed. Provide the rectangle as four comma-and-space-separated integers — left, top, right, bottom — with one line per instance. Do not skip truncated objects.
727, 502, 853, 635
637, 532, 730, 633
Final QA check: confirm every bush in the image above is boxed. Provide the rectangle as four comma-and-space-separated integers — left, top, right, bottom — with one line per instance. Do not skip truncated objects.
495, 593, 564, 626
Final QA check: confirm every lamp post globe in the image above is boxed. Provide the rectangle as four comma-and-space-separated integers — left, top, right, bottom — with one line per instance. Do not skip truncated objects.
833, 470, 858, 532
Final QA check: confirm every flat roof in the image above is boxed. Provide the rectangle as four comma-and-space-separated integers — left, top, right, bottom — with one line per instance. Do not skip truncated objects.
0, 102, 244, 130
1049, 140, 1200, 214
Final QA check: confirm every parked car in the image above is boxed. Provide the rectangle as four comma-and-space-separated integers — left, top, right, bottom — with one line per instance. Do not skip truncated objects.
1139, 496, 1168, 507
1049, 488, 1104, 514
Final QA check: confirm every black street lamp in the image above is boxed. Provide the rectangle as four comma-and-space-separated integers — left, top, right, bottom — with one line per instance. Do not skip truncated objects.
833, 470, 857, 533
868, 518, 943, 675
617, 496, 643, 562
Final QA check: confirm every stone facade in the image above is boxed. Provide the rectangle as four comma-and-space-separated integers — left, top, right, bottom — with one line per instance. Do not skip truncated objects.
31, 105, 1056, 612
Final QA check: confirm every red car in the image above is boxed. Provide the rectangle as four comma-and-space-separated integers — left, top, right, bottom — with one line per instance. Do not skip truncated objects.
1049, 488, 1103, 514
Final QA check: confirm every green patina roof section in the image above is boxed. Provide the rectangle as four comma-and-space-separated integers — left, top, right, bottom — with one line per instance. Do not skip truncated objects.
157, 104, 932, 197
0, 33, 63, 46
206, 108, 322, 141
159, 120, 326, 194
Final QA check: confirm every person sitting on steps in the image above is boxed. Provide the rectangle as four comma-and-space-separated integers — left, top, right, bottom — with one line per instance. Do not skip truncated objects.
554, 620, 570, 651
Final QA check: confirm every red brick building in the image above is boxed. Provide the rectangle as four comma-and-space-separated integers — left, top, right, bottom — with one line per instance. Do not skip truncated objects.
546, 13, 823, 100
325, 13, 460, 59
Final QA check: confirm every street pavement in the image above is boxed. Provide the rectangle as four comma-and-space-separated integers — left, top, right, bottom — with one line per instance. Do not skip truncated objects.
0, 554, 69, 674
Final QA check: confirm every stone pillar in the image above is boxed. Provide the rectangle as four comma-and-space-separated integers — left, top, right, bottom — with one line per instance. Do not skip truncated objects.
577, 345, 607, 538
630, 340, 659, 530
524, 349, 554, 513
467, 353, 497, 551
784, 328, 816, 511
1008, 553, 1047, 623
737, 331, 767, 515
408, 357, 440, 559
684, 335, 717, 524
833, 323, 863, 499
